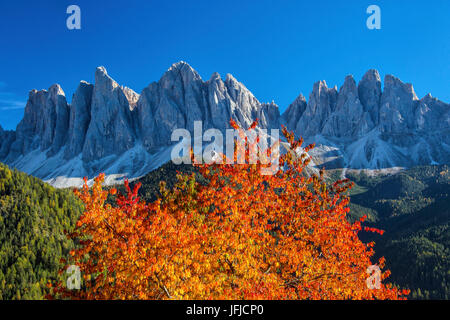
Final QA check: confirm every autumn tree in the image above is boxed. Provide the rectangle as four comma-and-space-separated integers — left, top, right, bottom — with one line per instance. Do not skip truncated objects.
53, 120, 409, 300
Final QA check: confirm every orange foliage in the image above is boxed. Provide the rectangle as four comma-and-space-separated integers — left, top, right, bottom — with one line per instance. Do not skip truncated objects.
53, 120, 409, 300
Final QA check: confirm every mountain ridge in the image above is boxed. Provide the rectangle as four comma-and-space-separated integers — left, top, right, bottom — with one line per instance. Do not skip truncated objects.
0, 61, 448, 187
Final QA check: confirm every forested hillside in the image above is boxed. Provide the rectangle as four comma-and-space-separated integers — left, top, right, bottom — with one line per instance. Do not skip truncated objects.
0, 163, 83, 299
346, 166, 450, 299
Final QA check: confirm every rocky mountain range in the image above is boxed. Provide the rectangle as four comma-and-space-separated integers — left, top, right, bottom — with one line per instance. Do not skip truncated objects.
0, 61, 448, 187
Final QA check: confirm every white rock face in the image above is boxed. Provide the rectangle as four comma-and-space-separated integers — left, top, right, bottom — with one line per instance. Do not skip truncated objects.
415, 94, 450, 132
82, 67, 137, 162
65, 81, 94, 159
49, 84, 70, 156
282, 94, 307, 130
379, 75, 419, 134
322, 75, 374, 138
358, 69, 382, 124
283, 72, 449, 170
7, 85, 69, 159
0, 62, 449, 187
137, 62, 205, 151
137, 61, 280, 152
294, 80, 338, 137
206, 72, 233, 129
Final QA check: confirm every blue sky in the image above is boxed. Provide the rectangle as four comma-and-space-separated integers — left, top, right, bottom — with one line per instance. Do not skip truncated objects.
0, 0, 449, 130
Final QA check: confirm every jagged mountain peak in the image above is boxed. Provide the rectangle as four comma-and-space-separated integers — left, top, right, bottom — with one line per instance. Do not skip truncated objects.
384, 74, 418, 100
423, 93, 433, 100
95, 65, 120, 90
48, 84, 65, 97
96, 65, 108, 76
27, 88, 46, 101
225, 73, 236, 81
313, 80, 328, 90
282, 93, 307, 130
361, 69, 381, 82
344, 74, 355, 80
419, 93, 441, 105
168, 60, 191, 71
223, 73, 262, 109
159, 61, 202, 88
1, 64, 448, 188
225, 73, 257, 94
358, 69, 382, 97
92, 67, 140, 109
164, 61, 202, 83
209, 72, 221, 81
358, 69, 382, 122
121, 86, 140, 110
341, 75, 357, 91
296, 93, 306, 101
284, 93, 306, 114
310, 80, 339, 96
